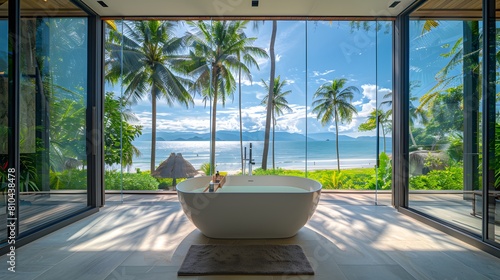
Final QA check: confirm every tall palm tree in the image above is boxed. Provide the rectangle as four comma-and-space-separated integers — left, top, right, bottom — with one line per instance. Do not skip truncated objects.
312, 78, 359, 171
183, 20, 267, 174
260, 76, 293, 169
105, 20, 193, 172
262, 20, 278, 170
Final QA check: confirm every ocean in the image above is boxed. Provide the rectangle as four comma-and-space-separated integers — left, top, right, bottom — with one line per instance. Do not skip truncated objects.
128, 138, 392, 173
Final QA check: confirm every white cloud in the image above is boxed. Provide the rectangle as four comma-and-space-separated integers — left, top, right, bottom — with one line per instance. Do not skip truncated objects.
360, 84, 392, 102
312, 69, 335, 77
361, 84, 377, 100
315, 78, 329, 84
357, 101, 377, 118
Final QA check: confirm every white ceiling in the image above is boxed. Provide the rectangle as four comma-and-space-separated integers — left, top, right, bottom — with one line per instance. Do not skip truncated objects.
79, 0, 417, 18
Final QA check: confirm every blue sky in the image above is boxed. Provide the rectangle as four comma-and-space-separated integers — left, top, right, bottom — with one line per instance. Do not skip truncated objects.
0, 19, 467, 138
119, 20, 395, 138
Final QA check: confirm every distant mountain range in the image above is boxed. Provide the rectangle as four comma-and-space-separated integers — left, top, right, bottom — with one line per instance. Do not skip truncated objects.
136, 130, 385, 142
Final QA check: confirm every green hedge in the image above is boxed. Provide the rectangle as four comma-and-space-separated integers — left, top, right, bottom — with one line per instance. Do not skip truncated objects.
50, 170, 160, 190
48, 165, 465, 191
104, 171, 159, 190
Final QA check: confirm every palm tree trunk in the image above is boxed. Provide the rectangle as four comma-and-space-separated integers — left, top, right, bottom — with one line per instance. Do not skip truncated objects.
262, 20, 277, 170
335, 111, 340, 172
272, 112, 275, 170
150, 88, 157, 172
210, 68, 218, 175
409, 127, 417, 147
238, 61, 244, 173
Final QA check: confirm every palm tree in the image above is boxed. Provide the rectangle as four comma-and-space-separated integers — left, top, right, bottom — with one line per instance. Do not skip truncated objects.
380, 81, 428, 148
358, 109, 392, 153
260, 76, 293, 169
312, 78, 359, 171
105, 20, 193, 172
262, 20, 278, 170
183, 20, 267, 174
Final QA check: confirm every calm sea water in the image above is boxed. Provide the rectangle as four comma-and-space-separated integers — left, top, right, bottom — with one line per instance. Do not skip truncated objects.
128, 139, 392, 173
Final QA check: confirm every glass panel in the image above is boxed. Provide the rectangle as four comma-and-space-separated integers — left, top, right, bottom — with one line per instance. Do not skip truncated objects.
489, 6, 500, 245
252, 20, 306, 176
306, 20, 391, 197
0, 1, 8, 244
408, 16, 483, 236
106, 19, 392, 192
103, 19, 125, 199
18, 3, 89, 234
376, 21, 393, 203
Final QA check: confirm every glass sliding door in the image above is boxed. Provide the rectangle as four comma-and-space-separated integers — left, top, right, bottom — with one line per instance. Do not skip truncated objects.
487, 0, 499, 245
375, 21, 393, 202
408, 1, 489, 238
0, 1, 8, 244
306, 20, 392, 196
17, 1, 89, 235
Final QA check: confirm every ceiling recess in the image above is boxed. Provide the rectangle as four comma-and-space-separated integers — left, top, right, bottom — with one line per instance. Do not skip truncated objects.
97, 1, 108, 8
389, 1, 401, 8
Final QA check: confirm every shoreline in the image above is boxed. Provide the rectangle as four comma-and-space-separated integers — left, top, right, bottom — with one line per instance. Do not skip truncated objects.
119, 160, 378, 175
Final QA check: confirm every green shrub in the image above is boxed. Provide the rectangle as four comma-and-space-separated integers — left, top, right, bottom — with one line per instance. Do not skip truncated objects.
200, 162, 210, 175
368, 152, 392, 190
49, 170, 159, 190
308, 168, 375, 190
158, 182, 170, 190
50, 169, 87, 190
104, 171, 158, 190
253, 168, 304, 177
410, 166, 463, 190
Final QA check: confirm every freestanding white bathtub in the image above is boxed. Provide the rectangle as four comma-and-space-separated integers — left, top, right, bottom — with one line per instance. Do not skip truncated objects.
176, 175, 322, 239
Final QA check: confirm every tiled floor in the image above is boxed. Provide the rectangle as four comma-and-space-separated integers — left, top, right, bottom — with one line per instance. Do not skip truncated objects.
1, 193, 500, 280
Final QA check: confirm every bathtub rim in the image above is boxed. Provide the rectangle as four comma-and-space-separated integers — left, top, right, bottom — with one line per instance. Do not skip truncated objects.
176, 175, 322, 193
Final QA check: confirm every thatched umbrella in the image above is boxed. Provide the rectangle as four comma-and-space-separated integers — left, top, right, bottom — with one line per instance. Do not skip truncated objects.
152, 153, 197, 189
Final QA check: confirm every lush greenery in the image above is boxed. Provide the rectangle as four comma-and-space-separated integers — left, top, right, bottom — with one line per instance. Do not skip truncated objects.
104, 171, 161, 190
10, 20, 499, 194
49, 169, 170, 191
103, 92, 143, 167
105, 20, 193, 172
409, 166, 463, 190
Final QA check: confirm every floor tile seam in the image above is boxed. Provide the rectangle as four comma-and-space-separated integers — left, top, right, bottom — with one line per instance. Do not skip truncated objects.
95, 251, 137, 280
340, 262, 424, 280
37, 250, 135, 280
439, 249, 500, 279
386, 252, 425, 279
55, 204, 123, 251
6, 265, 54, 280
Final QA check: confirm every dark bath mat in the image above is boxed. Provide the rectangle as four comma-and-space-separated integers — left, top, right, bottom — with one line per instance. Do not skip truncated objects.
178, 244, 314, 276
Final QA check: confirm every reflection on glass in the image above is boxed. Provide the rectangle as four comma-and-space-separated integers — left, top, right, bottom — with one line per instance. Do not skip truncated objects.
491, 19, 500, 245
408, 19, 484, 236
18, 17, 88, 234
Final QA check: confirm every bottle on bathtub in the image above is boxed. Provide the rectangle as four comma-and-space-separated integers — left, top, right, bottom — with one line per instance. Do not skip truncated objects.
215, 171, 220, 183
